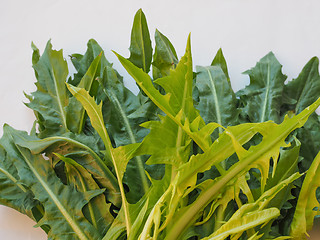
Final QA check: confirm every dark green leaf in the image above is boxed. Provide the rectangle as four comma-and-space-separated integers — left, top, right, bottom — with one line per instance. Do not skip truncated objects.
56, 153, 114, 236
2, 125, 102, 240
26, 41, 69, 137
69, 39, 112, 86
195, 65, 238, 127
7, 129, 121, 207
99, 66, 150, 202
284, 57, 320, 114
237, 52, 287, 123
296, 114, 320, 171
0, 144, 43, 222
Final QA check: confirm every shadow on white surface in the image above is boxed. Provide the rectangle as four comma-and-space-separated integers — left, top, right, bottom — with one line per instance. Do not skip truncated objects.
0, 205, 46, 240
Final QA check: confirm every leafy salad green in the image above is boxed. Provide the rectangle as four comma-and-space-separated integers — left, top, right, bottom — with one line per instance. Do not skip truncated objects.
0, 8, 320, 240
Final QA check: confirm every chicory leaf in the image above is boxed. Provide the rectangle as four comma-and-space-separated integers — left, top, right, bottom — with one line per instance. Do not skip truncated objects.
195, 65, 238, 127
99, 66, 150, 202
290, 150, 320, 239
26, 41, 69, 137
211, 48, 230, 81
237, 52, 287, 123
165, 97, 320, 240
55, 153, 114, 236
2, 125, 102, 240
128, 9, 153, 73
152, 29, 178, 79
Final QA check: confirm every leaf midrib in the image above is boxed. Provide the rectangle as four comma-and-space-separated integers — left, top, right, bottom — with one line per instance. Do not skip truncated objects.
206, 68, 222, 132
68, 85, 132, 235
138, 11, 147, 72
106, 89, 149, 193
50, 66, 68, 130
158, 32, 174, 66
166, 98, 320, 239
18, 148, 89, 240
260, 63, 271, 123
0, 166, 27, 193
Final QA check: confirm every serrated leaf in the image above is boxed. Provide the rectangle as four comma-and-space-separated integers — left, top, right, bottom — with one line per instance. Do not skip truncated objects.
55, 153, 114, 236
1, 125, 101, 240
176, 122, 271, 192
266, 138, 301, 191
237, 52, 287, 123
287, 58, 320, 169
99, 66, 150, 202
116, 35, 214, 152
128, 9, 153, 73
0, 144, 45, 224
258, 139, 301, 238
165, 97, 320, 239
284, 57, 320, 114
66, 84, 141, 235
7, 129, 121, 207
26, 41, 69, 137
290, 150, 320, 239
69, 39, 112, 86
67, 53, 102, 133
100, 66, 147, 147
203, 208, 280, 240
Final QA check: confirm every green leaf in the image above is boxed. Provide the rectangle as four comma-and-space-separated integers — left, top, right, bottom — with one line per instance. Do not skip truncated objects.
1, 125, 101, 240
116, 35, 214, 152
69, 39, 112, 86
237, 52, 287, 123
31, 42, 40, 66
0, 144, 44, 222
258, 138, 301, 238
138, 115, 192, 167
66, 84, 138, 235
100, 66, 148, 147
203, 208, 280, 240
67, 53, 102, 133
102, 207, 127, 240
282, 57, 320, 171
284, 57, 320, 114
290, 150, 320, 239
152, 29, 178, 79
55, 153, 114, 236
164, 97, 320, 240
7, 129, 121, 207
176, 122, 270, 192
128, 9, 153, 73
99, 66, 150, 202
195, 65, 238, 127
266, 137, 301, 191
205, 173, 301, 240
297, 113, 320, 171
26, 41, 69, 137
211, 48, 229, 80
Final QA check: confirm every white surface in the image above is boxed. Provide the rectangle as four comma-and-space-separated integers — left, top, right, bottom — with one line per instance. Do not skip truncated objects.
1, 0, 320, 238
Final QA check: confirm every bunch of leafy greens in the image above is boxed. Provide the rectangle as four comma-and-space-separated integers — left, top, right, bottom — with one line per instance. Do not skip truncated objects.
1, 9, 320, 240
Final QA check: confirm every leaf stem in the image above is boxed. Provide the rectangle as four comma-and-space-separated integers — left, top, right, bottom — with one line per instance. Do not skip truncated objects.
102, 88, 149, 194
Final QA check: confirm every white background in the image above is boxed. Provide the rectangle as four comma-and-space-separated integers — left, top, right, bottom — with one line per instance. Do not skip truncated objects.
1, 0, 320, 239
